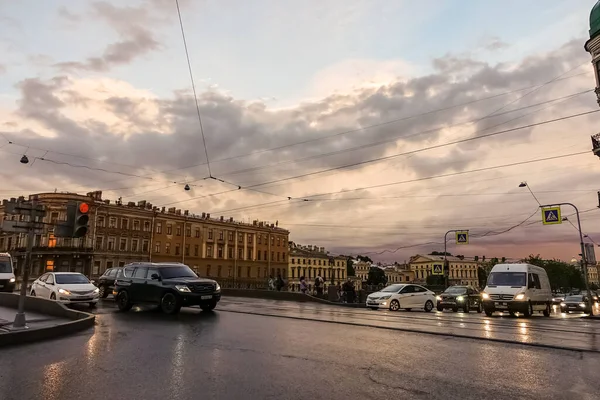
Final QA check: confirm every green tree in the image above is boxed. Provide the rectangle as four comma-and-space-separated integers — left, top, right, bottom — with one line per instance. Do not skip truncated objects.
429, 251, 452, 256
346, 258, 355, 276
357, 255, 373, 263
367, 267, 387, 285
522, 255, 585, 291
426, 275, 444, 286
477, 266, 488, 288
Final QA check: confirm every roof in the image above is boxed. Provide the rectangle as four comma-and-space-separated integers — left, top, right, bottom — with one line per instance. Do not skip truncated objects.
411, 254, 478, 263
592, 1, 600, 39
51, 272, 87, 275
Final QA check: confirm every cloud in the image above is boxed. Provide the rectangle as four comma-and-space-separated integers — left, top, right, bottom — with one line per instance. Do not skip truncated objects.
482, 36, 510, 52
0, 64, 5, 74
2, 37, 599, 263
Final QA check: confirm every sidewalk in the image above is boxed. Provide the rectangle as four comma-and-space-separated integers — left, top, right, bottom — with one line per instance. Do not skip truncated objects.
0, 306, 71, 332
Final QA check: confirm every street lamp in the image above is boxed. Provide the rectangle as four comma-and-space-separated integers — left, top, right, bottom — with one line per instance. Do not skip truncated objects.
518, 182, 541, 206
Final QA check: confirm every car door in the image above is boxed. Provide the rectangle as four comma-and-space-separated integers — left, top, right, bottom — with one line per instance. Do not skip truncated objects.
45, 274, 56, 298
412, 285, 429, 307
398, 285, 417, 307
34, 274, 48, 297
130, 266, 149, 301
144, 266, 162, 303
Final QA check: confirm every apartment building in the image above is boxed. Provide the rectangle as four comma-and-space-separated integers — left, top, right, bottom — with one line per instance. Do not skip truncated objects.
287, 242, 347, 290
0, 191, 289, 281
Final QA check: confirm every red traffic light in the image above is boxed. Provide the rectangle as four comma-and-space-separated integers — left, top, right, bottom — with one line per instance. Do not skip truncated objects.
79, 202, 89, 214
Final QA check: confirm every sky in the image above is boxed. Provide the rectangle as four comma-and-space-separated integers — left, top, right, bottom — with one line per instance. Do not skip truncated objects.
1, 0, 600, 263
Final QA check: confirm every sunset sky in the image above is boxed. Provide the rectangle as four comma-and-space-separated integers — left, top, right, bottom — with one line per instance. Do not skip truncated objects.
1, 0, 599, 263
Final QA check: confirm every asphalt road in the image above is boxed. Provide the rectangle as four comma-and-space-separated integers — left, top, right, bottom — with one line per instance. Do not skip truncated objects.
0, 298, 599, 400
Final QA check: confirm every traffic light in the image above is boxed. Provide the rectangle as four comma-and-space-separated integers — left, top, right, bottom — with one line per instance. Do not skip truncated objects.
54, 201, 90, 238
73, 202, 90, 237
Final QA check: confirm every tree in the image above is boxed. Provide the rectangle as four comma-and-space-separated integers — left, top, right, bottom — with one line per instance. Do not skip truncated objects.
522, 255, 585, 291
357, 255, 373, 263
367, 267, 387, 285
429, 251, 452, 256
426, 275, 444, 286
346, 258, 355, 276
474, 256, 479, 262
477, 266, 488, 288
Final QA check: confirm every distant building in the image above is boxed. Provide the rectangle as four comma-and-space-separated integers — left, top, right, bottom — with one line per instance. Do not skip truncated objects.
287, 242, 347, 290
382, 264, 414, 284
409, 254, 479, 287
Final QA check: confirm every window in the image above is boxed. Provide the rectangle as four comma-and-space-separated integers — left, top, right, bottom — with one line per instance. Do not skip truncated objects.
258, 235, 262, 244
258, 251, 261, 261
109, 218, 117, 228
247, 248, 252, 260
228, 232, 233, 241
95, 236, 103, 250
166, 224, 173, 235
282, 252, 286, 262
175, 244, 180, 255
147, 267, 159, 279
133, 220, 140, 231
206, 245, 213, 258
121, 219, 129, 230
271, 251, 274, 261
46, 274, 55, 284
218, 246, 223, 258
186, 225, 191, 237
247, 234, 253, 244
238, 233, 243, 243
292, 258, 295, 264
119, 238, 127, 251
97, 216, 105, 227
144, 221, 151, 232
176, 225, 181, 236
194, 245, 199, 257
219, 230, 224, 240
107, 261, 114, 270
133, 267, 147, 279
156, 222, 162, 234
108, 237, 115, 251
208, 229, 213, 240
142, 240, 149, 253
238, 248, 243, 259
237, 266, 241, 278
247, 266, 251, 278
277, 237, 280, 246
277, 252, 280, 261
185, 244, 190, 256
217, 265, 222, 277
165, 243, 171, 254
131, 239, 138, 252
292, 268, 295, 278
529, 273, 542, 289
46, 260, 54, 272
263, 250, 267, 260
207, 265, 211, 276
228, 247, 234, 259
271, 237, 274, 246
195, 228, 200, 238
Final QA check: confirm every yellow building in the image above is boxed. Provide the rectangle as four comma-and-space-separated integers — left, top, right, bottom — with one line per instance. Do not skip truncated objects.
409, 254, 479, 287
288, 243, 347, 290
383, 265, 415, 284
589, 264, 599, 286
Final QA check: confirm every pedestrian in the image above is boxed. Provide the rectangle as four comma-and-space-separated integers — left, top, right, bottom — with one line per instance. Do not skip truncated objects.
276, 274, 284, 291
300, 276, 308, 294
268, 275, 275, 291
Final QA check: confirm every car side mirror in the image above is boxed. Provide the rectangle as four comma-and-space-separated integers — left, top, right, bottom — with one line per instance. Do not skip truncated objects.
151, 273, 161, 280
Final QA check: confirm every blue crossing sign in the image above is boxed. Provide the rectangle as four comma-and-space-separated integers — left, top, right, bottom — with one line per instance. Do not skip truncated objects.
432, 264, 443, 275
542, 206, 561, 225
456, 231, 469, 245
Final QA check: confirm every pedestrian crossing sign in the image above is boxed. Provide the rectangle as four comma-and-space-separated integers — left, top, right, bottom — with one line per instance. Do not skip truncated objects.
456, 231, 469, 245
432, 264, 443, 275
542, 206, 561, 225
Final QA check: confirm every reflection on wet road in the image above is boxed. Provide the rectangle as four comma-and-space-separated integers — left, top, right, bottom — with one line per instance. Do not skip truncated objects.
0, 298, 599, 400
215, 297, 600, 352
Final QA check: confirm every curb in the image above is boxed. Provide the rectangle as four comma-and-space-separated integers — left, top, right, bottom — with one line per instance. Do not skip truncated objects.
0, 294, 95, 348
218, 308, 600, 354
221, 288, 365, 308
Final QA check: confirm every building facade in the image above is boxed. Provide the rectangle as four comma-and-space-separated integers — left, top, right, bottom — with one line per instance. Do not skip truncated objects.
383, 265, 414, 284
409, 254, 480, 287
0, 191, 289, 282
287, 242, 347, 290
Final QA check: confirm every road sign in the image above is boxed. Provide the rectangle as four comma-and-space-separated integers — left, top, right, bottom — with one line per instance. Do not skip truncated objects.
0, 220, 44, 234
542, 206, 561, 225
585, 242, 597, 265
456, 231, 469, 245
432, 264, 443, 275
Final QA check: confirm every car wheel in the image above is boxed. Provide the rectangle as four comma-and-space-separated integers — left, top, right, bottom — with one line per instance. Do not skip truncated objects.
389, 300, 400, 311
369, 307, 378, 311
543, 303, 551, 317
50, 292, 56, 300
463, 303, 470, 313
523, 302, 533, 318
476, 303, 482, 313
436, 305, 443, 312
452, 307, 458, 312
484, 309, 493, 317
116, 291, 132, 312
424, 300, 434, 313
161, 292, 181, 315
200, 301, 217, 312
89, 302, 97, 309
99, 285, 109, 299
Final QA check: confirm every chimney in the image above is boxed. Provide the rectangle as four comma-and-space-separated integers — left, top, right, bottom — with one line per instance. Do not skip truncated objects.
176, 209, 181, 215
161, 207, 166, 213
146, 203, 152, 209
229, 217, 234, 222
202, 212, 206, 218
127, 201, 135, 207
137, 200, 146, 207
104, 200, 110, 205
220, 216, 224, 221
206, 213, 210, 219
168, 207, 176, 214
184, 210, 189, 216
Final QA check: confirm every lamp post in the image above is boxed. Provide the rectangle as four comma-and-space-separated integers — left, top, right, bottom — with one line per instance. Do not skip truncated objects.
443, 229, 469, 288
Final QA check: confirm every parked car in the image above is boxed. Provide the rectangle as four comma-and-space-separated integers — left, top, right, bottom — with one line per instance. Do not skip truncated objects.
96, 267, 123, 298
436, 285, 482, 313
113, 262, 221, 315
481, 263, 552, 317
366, 283, 436, 312
0, 253, 16, 293
30, 272, 99, 308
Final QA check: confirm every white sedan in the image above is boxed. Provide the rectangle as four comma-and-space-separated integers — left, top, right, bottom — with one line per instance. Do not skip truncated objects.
366, 283, 436, 312
30, 272, 99, 308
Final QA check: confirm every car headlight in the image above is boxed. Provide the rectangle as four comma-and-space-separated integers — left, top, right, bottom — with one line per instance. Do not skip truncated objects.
94, 288, 100, 293
9, 277, 15, 283
579, 303, 586, 308
175, 285, 191, 292
380, 295, 391, 300
58, 288, 71, 295
456, 296, 464, 302
560, 302, 566, 307
435, 296, 442, 301
481, 293, 489, 300
514, 293, 525, 300
215, 283, 221, 292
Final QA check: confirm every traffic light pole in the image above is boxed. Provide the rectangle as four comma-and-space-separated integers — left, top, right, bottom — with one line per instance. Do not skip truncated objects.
443, 230, 455, 289
13, 196, 37, 329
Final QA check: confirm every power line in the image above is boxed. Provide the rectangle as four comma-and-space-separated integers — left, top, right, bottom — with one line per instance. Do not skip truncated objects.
174, 0, 212, 178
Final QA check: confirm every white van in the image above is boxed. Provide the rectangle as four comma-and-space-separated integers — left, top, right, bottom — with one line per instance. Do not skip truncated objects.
481, 263, 552, 317
0, 252, 16, 292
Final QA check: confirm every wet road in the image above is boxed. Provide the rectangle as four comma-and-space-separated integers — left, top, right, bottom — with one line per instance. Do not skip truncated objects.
0, 298, 599, 400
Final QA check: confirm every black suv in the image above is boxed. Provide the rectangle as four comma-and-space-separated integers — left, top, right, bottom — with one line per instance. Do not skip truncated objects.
96, 267, 123, 298
436, 285, 482, 313
113, 262, 221, 315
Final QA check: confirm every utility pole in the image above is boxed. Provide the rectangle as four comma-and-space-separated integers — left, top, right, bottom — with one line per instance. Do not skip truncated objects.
1, 195, 45, 329
443, 229, 469, 288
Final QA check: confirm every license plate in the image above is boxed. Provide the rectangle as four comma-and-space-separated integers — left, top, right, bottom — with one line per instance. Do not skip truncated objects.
495, 302, 508, 309
368, 302, 377, 305
201, 295, 212, 300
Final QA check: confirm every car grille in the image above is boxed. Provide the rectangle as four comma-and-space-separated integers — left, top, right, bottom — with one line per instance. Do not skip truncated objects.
0, 279, 8, 285
71, 290, 95, 295
190, 283, 215, 294
489, 294, 513, 301
441, 296, 455, 301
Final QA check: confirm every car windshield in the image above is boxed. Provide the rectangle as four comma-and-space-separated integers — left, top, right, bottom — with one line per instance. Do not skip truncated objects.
487, 272, 526, 286
380, 284, 405, 293
55, 274, 90, 284
565, 295, 584, 302
0, 260, 12, 273
159, 265, 197, 279
444, 287, 467, 294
